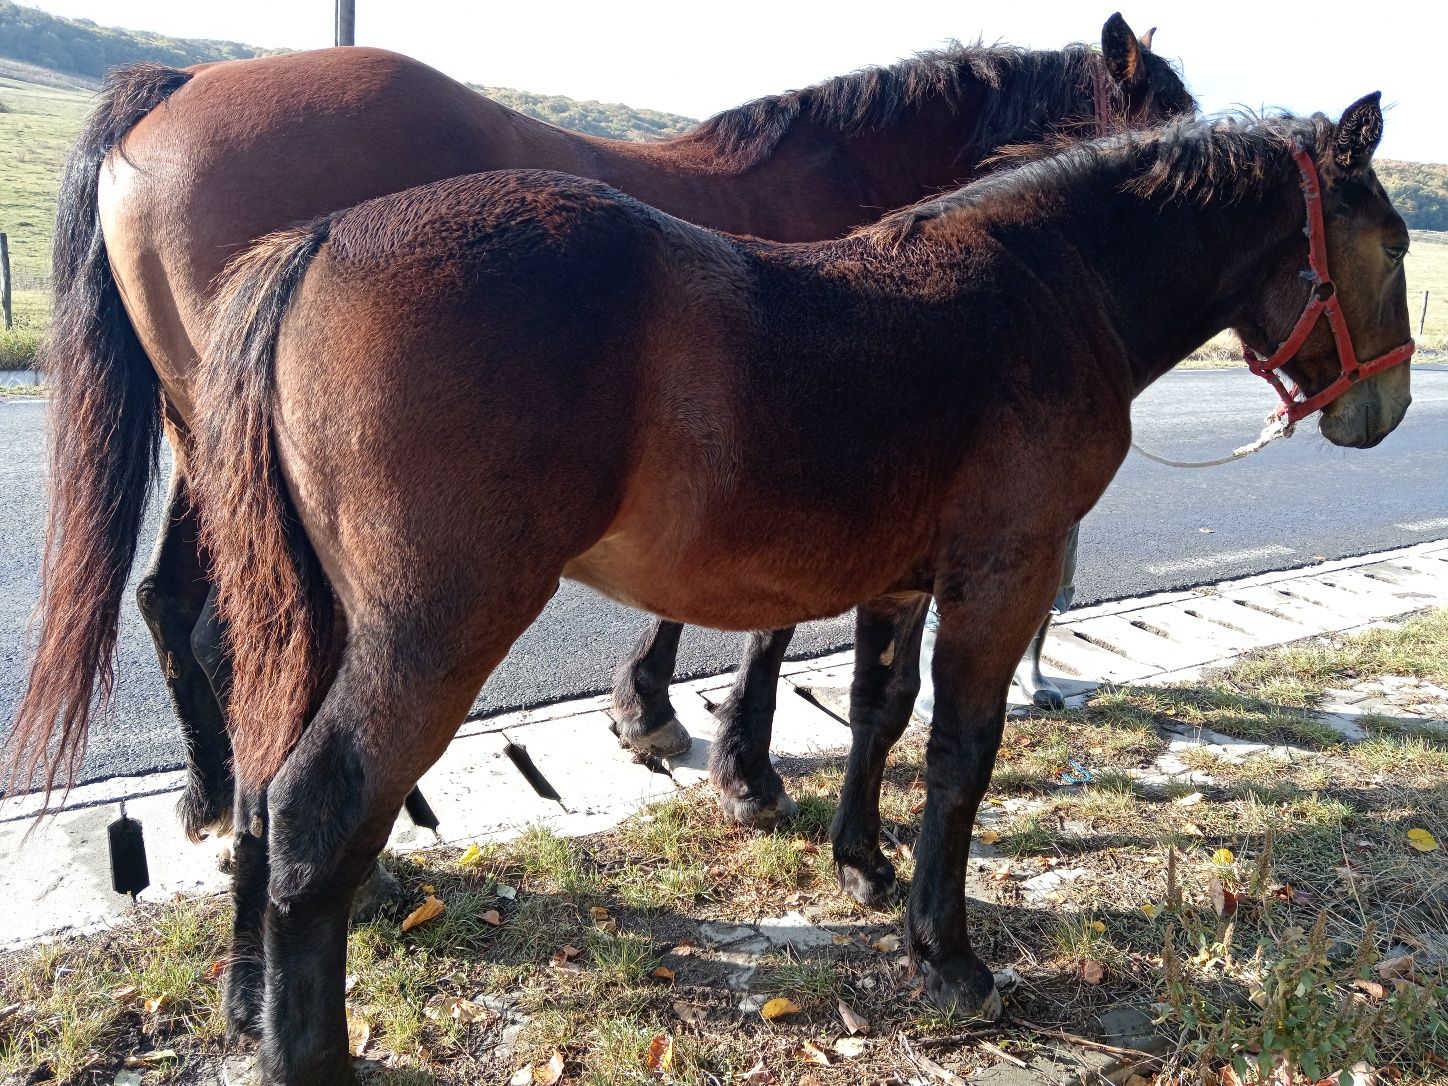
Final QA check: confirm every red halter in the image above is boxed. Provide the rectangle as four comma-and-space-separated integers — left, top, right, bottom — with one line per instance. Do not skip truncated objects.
1241, 145, 1414, 426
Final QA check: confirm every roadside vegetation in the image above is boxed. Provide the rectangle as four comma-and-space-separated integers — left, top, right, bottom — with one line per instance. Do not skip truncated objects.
4, 610, 1445, 1085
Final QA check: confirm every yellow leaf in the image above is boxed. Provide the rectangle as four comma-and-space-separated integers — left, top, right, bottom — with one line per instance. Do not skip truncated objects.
977, 829, 1002, 844
799, 1040, 831, 1066
422, 884, 436, 893
760, 997, 802, 1021
345, 1004, 371, 1056
1407, 828, 1440, 853
1086, 920, 1106, 934
1211, 848, 1235, 865
401, 894, 446, 932
646, 1033, 674, 1075
534, 1049, 565, 1085
143, 993, 171, 1016
1140, 903, 1161, 919
458, 842, 486, 868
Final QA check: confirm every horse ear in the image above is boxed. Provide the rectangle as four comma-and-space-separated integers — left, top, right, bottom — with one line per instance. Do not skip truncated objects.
1333, 91, 1384, 174
1139, 26, 1156, 51
1101, 13, 1145, 88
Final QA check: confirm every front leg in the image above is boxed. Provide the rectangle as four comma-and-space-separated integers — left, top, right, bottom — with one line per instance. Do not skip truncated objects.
709, 626, 798, 828
832, 595, 930, 906
907, 550, 1063, 1018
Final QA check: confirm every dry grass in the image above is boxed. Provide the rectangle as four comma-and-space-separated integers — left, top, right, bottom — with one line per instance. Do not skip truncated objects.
4, 616, 1448, 1085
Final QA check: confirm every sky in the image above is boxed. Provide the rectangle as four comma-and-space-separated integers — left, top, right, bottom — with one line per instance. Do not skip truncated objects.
27, 0, 1445, 162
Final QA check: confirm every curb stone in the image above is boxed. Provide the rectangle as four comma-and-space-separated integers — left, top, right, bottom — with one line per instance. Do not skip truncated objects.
2, 538, 1445, 949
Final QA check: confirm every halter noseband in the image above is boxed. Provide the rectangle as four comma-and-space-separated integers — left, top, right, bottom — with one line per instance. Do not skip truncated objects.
1241, 145, 1414, 426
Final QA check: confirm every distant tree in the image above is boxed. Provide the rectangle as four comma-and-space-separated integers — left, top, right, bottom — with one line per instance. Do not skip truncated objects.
477, 85, 696, 142
1378, 160, 1448, 231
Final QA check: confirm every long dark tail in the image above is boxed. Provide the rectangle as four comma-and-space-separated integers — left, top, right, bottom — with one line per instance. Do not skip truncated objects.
191, 222, 332, 787
5, 64, 192, 799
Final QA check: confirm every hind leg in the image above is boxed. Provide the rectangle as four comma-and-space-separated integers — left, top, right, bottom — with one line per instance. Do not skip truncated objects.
134, 460, 234, 841
610, 619, 692, 757
831, 595, 930, 907
254, 584, 557, 1085
709, 626, 799, 828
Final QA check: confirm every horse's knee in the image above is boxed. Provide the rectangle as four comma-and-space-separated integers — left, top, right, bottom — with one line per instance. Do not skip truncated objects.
265, 726, 371, 905
135, 576, 168, 630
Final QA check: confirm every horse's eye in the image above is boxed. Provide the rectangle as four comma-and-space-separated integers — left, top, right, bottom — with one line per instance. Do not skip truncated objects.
1385, 245, 1408, 264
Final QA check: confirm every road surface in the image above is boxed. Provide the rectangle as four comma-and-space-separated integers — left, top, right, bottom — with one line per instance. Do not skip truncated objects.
2, 365, 1445, 784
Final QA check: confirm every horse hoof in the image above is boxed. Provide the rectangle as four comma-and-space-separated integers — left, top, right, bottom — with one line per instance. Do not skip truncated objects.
350, 862, 402, 923
619, 716, 692, 758
717, 788, 798, 830
836, 858, 898, 909
925, 962, 1003, 1021
1031, 685, 1066, 712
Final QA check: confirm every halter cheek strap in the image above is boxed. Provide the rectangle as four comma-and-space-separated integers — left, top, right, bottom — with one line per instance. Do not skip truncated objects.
1241, 146, 1414, 426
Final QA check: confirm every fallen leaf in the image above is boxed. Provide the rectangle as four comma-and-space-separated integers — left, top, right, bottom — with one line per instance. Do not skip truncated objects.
1179, 821, 1205, 837
207, 959, 225, 979
345, 1004, 371, 1057
760, 997, 802, 1021
831, 934, 856, 946
670, 942, 697, 957
870, 934, 903, 953
111, 985, 140, 1005
422, 883, 436, 893
1174, 792, 1205, 807
401, 894, 446, 932
1209, 875, 1239, 918
977, 829, 1002, 845
496, 883, 518, 900
510, 1067, 533, 1086
481, 909, 503, 926
833, 1036, 867, 1059
591, 906, 618, 932
837, 998, 870, 1035
737, 1056, 774, 1083
652, 966, 676, 983
123, 1050, 178, 1066
1376, 954, 1415, 980
1082, 959, 1106, 985
1407, 828, 1440, 853
1140, 903, 1161, 919
1211, 847, 1236, 865
457, 842, 486, 867
143, 993, 170, 1016
1353, 979, 1387, 1001
673, 1000, 708, 1027
1086, 920, 1106, 934
423, 994, 496, 1025
799, 1040, 831, 1066
534, 1049, 565, 1085
646, 1034, 674, 1076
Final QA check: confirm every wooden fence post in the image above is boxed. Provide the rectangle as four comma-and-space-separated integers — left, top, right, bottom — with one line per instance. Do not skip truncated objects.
336, 0, 355, 46
0, 232, 12, 331
1421, 290, 1430, 339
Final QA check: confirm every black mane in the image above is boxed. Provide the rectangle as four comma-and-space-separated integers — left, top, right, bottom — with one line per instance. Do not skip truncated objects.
859, 111, 1335, 247
683, 42, 1190, 171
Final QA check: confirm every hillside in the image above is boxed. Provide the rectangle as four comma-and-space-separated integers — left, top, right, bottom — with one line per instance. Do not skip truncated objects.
477, 86, 694, 142
1378, 160, 1448, 231
0, 1, 281, 79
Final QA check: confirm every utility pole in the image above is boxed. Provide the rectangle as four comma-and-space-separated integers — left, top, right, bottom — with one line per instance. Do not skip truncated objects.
336, 0, 355, 46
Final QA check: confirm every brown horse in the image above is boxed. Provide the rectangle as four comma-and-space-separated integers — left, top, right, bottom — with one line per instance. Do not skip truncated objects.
182, 99, 1412, 1082
5, 17, 1193, 837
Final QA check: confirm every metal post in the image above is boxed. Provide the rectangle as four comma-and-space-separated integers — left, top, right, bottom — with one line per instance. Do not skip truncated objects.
0, 233, 12, 332
336, 0, 355, 46
1421, 290, 1430, 339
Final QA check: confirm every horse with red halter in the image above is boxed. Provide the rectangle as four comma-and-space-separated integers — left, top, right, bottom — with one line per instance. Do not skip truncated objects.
175, 96, 1415, 1083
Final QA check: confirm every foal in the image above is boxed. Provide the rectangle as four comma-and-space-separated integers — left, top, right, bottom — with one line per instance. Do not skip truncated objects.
194, 98, 1410, 1082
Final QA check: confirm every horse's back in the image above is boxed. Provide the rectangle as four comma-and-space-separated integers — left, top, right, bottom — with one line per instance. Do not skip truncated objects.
96, 47, 576, 413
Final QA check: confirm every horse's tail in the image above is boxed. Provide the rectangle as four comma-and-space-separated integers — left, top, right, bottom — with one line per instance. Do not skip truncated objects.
5, 64, 192, 800
191, 221, 333, 787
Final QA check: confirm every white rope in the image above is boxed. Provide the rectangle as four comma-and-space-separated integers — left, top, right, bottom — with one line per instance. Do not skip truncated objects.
1130, 413, 1295, 469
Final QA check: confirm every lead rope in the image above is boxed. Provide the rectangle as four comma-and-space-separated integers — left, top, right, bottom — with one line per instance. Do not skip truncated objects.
1129, 413, 1295, 469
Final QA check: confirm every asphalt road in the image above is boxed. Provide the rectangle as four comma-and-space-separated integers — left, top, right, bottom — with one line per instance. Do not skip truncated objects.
2, 365, 1446, 785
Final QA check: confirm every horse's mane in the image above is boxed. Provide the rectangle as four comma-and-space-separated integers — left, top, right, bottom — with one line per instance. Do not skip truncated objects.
857, 111, 1336, 248
683, 42, 1180, 171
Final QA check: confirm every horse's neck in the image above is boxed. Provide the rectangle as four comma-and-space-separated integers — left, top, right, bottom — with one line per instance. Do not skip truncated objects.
1015, 177, 1300, 393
